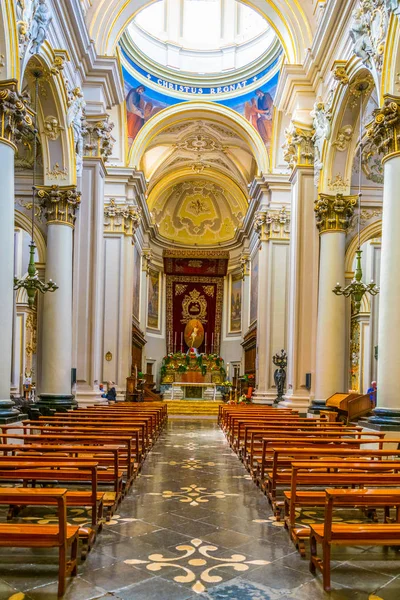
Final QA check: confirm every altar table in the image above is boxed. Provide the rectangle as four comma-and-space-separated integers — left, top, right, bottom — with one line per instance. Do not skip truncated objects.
171, 382, 217, 401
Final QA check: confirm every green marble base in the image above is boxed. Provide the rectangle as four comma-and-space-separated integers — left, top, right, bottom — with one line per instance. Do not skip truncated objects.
364, 407, 400, 431
37, 394, 78, 415
0, 399, 26, 424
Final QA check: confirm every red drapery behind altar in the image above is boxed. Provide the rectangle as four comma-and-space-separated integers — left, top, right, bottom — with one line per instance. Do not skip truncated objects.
166, 276, 224, 355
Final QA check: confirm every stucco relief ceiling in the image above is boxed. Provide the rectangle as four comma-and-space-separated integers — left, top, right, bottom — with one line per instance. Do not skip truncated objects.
149, 176, 247, 246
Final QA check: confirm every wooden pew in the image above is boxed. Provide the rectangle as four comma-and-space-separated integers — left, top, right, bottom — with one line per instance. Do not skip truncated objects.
0, 488, 80, 596
284, 460, 400, 555
309, 489, 400, 591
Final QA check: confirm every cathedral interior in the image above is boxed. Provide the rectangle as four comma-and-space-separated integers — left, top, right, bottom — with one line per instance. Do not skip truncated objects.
0, 0, 400, 599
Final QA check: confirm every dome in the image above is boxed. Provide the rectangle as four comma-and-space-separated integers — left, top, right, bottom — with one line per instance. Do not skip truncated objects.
127, 0, 276, 76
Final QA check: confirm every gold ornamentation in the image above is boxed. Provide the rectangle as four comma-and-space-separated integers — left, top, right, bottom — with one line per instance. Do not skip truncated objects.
104, 199, 142, 238
347, 208, 383, 233
46, 163, 68, 180
84, 116, 115, 160
328, 174, 350, 193
147, 483, 239, 506
350, 1, 391, 76
175, 284, 188, 295
142, 248, 153, 275
181, 289, 208, 324
36, 185, 81, 227
333, 125, 353, 152
105, 351, 112, 362
240, 253, 250, 279
348, 74, 374, 109
203, 286, 214, 297
188, 260, 203, 268
0, 80, 32, 146
164, 249, 229, 259
176, 133, 223, 153
125, 538, 270, 595
366, 94, 400, 158
282, 123, 314, 170
43, 115, 64, 141
333, 63, 349, 85
254, 207, 290, 241
314, 193, 357, 233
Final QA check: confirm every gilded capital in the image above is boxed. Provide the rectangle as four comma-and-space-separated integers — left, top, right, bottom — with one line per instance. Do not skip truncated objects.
314, 193, 357, 233
84, 116, 115, 160
254, 207, 290, 241
0, 80, 33, 147
282, 123, 314, 171
36, 185, 81, 227
104, 199, 142, 238
367, 95, 400, 159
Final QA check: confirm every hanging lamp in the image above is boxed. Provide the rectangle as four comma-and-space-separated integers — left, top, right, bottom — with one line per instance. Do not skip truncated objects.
332, 86, 379, 313
14, 71, 58, 308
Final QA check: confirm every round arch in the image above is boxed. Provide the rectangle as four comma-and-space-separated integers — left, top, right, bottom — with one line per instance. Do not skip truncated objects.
0, 0, 20, 80
87, 0, 312, 64
345, 220, 382, 274
129, 101, 269, 175
14, 209, 47, 265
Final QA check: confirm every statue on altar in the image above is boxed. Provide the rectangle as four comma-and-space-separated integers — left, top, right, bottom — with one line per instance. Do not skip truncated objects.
184, 319, 204, 349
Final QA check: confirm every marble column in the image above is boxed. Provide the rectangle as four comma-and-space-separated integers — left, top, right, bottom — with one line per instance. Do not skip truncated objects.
0, 81, 31, 422
102, 200, 142, 393
36, 186, 81, 412
365, 97, 400, 428
72, 157, 106, 405
310, 193, 357, 412
252, 206, 291, 404
281, 125, 318, 410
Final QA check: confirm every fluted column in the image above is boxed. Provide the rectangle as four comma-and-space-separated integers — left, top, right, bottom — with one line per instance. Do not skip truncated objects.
102, 200, 142, 392
36, 186, 81, 412
252, 203, 291, 404
311, 193, 357, 412
0, 81, 31, 422
281, 124, 318, 410
365, 97, 400, 428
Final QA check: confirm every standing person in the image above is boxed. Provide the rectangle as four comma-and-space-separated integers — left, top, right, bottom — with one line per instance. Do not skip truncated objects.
367, 381, 377, 408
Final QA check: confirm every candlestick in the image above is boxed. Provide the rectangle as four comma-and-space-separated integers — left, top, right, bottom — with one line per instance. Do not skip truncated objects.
211, 333, 214, 354
205, 332, 207, 355
180, 331, 183, 353
174, 332, 177, 353
168, 331, 171, 353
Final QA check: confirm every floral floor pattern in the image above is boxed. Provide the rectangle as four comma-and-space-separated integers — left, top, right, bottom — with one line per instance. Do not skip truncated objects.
0, 418, 399, 599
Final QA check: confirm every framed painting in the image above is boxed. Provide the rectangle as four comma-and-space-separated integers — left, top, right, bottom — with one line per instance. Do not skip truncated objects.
147, 267, 161, 330
249, 250, 259, 325
229, 271, 242, 333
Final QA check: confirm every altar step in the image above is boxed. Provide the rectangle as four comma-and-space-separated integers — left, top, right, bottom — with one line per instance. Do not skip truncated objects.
165, 400, 223, 415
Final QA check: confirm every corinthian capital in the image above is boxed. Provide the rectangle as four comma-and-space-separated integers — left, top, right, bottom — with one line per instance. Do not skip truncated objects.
36, 185, 81, 227
367, 95, 400, 159
84, 116, 115, 160
0, 80, 33, 147
104, 199, 142, 238
282, 122, 314, 171
314, 193, 357, 233
254, 207, 290, 241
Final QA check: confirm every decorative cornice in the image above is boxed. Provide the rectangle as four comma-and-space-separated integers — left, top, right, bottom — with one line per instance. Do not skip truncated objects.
240, 252, 250, 279
36, 185, 81, 227
0, 80, 32, 147
254, 207, 290, 241
367, 95, 400, 160
104, 199, 142, 238
142, 248, 153, 274
282, 122, 314, 171
314, 193, 357, 233
84, 116, 115, 160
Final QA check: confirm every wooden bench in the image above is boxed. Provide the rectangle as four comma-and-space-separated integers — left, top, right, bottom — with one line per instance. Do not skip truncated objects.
284, 461, 400, 555
0, 488, 80, 596
309, 489, 400, 591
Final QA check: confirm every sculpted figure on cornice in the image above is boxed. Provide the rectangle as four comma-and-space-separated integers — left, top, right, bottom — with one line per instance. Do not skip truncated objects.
67, 87, 86, 177
311, 101, 332, 186
84, 117, 115, 160
43, 115, 64, 141
333, 125, 353, 152
350, 0, 400, 79
282, 123, 314, 171
254, 207, 290, 241
104, 199, 142, 238
16, 0, 52, 58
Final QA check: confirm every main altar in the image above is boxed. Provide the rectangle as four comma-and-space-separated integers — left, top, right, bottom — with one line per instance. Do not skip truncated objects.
160, 350, 225, 400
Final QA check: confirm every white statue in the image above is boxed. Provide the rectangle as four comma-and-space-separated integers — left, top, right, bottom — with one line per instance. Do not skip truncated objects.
67, 87, 86, 177
30, 0, 52, 54
43, 115, 64, 141
350, 7, 372, 65
311, 100, 331, 185
386, 0, 400, 16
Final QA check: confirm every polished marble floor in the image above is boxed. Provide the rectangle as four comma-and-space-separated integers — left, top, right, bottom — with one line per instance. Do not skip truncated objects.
0, 418, 400, 599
